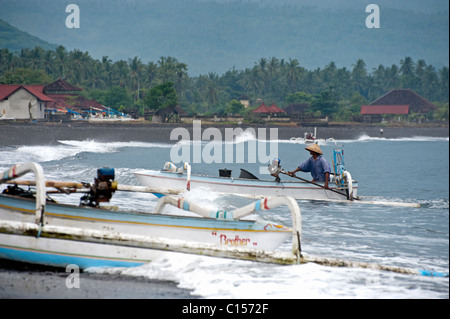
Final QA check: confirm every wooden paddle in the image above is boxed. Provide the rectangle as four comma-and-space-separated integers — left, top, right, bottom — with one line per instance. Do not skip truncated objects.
279, 170, 352, 200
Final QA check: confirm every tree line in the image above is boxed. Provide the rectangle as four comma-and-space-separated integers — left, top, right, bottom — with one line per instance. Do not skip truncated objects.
0, 46, 448, 121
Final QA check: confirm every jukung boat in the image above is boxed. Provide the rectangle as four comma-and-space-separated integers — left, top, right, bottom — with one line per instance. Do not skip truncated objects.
134, 148, 357, 202
0, 163, 442, 277
0, 162, 301, 269
290, 127, 335, 146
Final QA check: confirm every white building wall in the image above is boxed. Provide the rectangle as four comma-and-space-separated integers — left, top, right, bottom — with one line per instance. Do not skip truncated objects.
0, 88, 46, 119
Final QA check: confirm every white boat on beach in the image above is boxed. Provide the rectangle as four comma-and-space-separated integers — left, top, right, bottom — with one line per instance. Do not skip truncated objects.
0, 162, 301, 269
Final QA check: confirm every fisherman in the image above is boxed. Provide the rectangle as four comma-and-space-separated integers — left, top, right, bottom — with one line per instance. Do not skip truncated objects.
288, 144, 331, 189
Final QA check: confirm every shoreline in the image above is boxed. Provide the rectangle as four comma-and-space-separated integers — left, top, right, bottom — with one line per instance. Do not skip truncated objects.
0, 121, 448, 146
0, 259, 195, 299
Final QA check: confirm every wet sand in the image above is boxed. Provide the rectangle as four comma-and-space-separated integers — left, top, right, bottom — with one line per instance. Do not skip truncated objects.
0, 260, 194, 299
0, 121, 448, 146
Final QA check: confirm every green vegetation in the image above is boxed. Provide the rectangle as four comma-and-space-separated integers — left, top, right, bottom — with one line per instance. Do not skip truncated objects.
0, 46, 448, 122
145, 82, 179, 112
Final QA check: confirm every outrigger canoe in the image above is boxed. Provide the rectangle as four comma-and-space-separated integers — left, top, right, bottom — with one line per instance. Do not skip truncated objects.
0, 162, 301, 269
134, 167, 357, 201
134, 148, 357, 202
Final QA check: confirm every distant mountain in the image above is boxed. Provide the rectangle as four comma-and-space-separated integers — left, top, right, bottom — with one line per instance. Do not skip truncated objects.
0, 19, 57, 52
0, 0, 448, 75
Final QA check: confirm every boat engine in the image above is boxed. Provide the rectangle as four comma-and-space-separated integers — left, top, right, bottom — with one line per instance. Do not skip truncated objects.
268, 159, 282, 175
80, 167, 117, 207
268, 159, 282, 182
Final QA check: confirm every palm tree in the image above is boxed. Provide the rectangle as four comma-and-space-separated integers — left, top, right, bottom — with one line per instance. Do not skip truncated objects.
128, 56, 144, 102
351, 59, 368, 98
384, 64, 400, 90
88, 61, 107, 90
438, 67, 449, 102
286, 58, 300, 93
145, 61, 158, 87
302, 69, 319, 95
399, 56, 416, 88
42, 50, 55, 75
157, 56, 188, 86
0, 49, 15, 73
112, 60, 129, 88
239, 67, 264, 96
67, 49, 90, 85
27, 47, 45, 70
54, 46, 68, 78
205, 72, 221, 106
101, 56, 113, 87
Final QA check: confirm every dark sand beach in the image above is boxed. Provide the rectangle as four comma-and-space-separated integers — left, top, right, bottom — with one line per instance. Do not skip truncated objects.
0, 260, 195, 299
0, 121, 448, 146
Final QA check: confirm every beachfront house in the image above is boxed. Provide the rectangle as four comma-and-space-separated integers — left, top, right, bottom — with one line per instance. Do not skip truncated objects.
0, 84, 52, 120
360, 89, 437, 123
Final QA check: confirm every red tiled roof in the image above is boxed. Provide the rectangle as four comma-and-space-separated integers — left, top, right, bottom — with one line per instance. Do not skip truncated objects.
0, 85, 19, 101
251, 102, 272, 113
0, 84, 53, 102
360, 105, 409, 115
268, 103, 285, 113
23, 85, 53, 102
46, 93, 106, 111
369, 89, 436, 113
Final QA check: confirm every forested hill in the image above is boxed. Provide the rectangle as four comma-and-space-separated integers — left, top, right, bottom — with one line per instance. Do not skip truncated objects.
0, 0, 448, 75
0, 19, 57, 52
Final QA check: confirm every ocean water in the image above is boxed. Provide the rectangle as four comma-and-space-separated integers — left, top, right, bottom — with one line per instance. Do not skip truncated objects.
0, 132, 448, 299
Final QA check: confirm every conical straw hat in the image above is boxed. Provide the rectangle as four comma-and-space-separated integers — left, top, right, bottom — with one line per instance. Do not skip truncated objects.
305, 143, 323, 155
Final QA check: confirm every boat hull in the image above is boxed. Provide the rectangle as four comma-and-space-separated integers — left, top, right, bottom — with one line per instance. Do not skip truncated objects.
134, 170, 357, 201
0, 233, 157, 268
0, 194, 291, 269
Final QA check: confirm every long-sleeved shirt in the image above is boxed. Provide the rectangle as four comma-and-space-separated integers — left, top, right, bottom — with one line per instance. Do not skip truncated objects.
298, 155, 331, 182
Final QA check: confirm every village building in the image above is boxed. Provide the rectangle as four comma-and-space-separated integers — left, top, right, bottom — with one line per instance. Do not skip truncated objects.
268, 103, 285, 114
0, 84, 52, 120
44, 78, 108, 116
251, 102, 285, 116
250, 102, 272, 114
284, 103, 312, 120
152, 105, 188, 123
0, 78, 110, 121
239, 94, 250, 108
250, 102, 288, 123
360, 89, 437, 123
